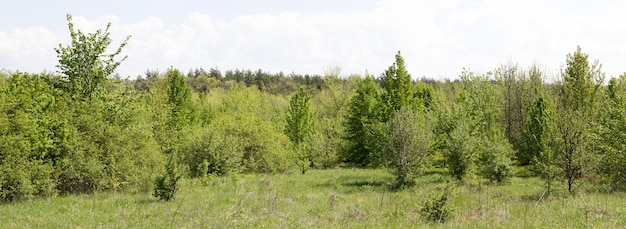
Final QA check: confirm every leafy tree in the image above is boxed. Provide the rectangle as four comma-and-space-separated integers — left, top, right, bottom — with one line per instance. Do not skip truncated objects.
599, 74, 626, 188
285, 88, 314, 174
525, 97, 559, 195
0, 72, 59, 201
54, 14, 130, 99
547, 46, 603, 193
153, 68, 193, 201
440, 70, 513, 183
343, 76, 381, 166
166, 68, 194, 131
383, 108, 434, 189
561, 46, 604, 113
496, 63, 543, 164
514, 65, 545, 165
524, 97, 550, 165
380, 51, 422, 121
153, 156, 182, 201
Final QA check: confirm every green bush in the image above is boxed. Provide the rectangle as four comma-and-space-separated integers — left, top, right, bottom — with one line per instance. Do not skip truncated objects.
478, 138, 513, 184
420, 184, 454, 223
154, 155, 182, 201
183, 115, 291, 177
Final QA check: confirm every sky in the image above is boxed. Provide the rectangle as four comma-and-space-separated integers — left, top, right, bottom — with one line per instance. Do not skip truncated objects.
1, 0, 626, 80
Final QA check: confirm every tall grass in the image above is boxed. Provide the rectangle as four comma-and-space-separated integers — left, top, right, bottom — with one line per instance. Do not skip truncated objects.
1, 168, 624, 228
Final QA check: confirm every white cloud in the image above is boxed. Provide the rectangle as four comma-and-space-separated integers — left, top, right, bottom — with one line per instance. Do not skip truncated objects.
2, 0, 626, 79
0, 27, 59, 72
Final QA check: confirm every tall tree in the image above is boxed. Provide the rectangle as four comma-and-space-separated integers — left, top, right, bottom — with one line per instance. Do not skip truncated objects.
441, 70, 513, 183
525, 97, 558, 195
343, 76, 381, 166
55, 14, 130, 99
380, 51, 421, 121
153, 68, 193, 201
599, 74, 626, 188
549, 46, 603, 193
496, 63, 528, 162
166, 68, 194, 132
561, 46, 604, 112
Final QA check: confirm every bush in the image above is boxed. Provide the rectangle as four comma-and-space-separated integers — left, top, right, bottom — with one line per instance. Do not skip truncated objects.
477, 138, 513, 184
383, 109, 434, 189
183, 128, 242, 177
420, 184, 454, 223
182, 115, 292, 177
154, 155, 182, 201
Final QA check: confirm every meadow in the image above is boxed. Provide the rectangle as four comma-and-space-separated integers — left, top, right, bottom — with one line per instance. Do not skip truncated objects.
2, 168, 624, 228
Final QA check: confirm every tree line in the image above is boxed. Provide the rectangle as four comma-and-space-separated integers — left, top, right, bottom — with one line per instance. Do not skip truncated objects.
1, 15, 625, 202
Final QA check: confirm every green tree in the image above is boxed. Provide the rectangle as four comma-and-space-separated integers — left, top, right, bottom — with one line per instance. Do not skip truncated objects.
383, 108, 434, 189
54, 14, 130, 99
166, 68, 194, 132
599, 74, 626, 188
548, 46, 603, 193
343, 76, 381, 166
438, 70, 513, 183
285, 88, 314, 174
561, 46, 604, 113
0, 72, 59, 201
524, 97, 550, 165
380, 51, 422, 121
525, 97, 559, 195
153, 68, 193, 201
515, 65, 545, 165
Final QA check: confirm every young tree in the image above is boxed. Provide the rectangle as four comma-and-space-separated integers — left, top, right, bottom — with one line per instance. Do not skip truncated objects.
55, 14, 130, 99
517, 65, 545, 165
548, 46, 604, 193
285, 88, 314, 174
383, 108, 434, 189
525, 97, 559, 195
380, 51, 422, 121
343, 76, 381, 166
561, 46, 604, 113
599, 74, 626, 188
524, 97, 551, 166
166, 68, 194, 132
153, 68, 193, 201
439, 70, 513, 183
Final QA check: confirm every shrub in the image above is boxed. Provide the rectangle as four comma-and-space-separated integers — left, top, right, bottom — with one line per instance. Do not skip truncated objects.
420, 184, 454, 223
154, 154, 182, 201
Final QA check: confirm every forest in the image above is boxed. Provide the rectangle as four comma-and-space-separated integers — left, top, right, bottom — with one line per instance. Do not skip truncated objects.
1, 15, 625, 227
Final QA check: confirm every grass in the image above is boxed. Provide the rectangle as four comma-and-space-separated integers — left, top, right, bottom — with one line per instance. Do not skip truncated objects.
1, 168, 625, 228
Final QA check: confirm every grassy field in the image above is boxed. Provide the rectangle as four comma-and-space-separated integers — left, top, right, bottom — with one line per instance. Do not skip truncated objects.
1, 168, 625, 228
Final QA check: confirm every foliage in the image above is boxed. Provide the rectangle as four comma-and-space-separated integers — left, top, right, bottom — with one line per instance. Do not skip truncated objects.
441, 115, 476, 181
343, 76, 381, 166
153, 155, 182, 201
383, 108, 434, 189
54, 14, 130, 99
5, 16, 626, 215
496, 63, 544, 165
438, 71, 513, 183
285, 88, 314, 174
380, 51, 422, 121
547, 47, 603, 193
561, 46, 604, 113
525, 97, 559, 194
420, 182, 454, 223
599, 74, 626, 188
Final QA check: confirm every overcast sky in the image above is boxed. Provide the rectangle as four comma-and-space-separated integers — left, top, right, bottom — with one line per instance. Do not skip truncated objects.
1, 0, 625, 80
